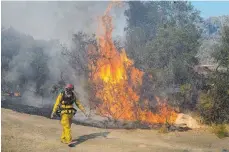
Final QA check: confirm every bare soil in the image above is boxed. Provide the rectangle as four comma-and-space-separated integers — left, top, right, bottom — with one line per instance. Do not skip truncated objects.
2, 108, 229, 152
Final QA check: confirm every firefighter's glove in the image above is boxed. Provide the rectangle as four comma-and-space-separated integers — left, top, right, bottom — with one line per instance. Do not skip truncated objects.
50, 112, 55, 119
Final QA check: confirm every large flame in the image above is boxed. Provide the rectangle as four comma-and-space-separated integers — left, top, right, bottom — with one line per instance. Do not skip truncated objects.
88, 2, 177, 124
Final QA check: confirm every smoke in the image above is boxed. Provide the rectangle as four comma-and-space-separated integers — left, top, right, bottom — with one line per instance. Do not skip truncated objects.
2, 1, 127, 44
1, 1, 127, 109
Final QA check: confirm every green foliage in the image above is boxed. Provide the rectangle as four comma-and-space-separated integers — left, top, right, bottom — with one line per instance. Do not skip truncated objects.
198, 25, 229, 124
197, 92, 214, 123
124, 2, 229, 125
125, 1, 202, 70
125, 2, 202, 108
180, 84, 192, 94
146, 25, 200, 84
212, 26, 229, 69
197, 74, 229, 124
198, 92, 214, 110
211, 124, 229, 138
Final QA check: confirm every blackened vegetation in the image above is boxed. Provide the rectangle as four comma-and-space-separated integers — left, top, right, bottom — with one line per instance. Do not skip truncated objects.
2, 99, 190, 131
2, 99, 51, 118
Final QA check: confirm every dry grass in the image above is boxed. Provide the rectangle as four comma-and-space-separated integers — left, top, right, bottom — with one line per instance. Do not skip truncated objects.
158, 125, 169, 134
211, 124, 229, 139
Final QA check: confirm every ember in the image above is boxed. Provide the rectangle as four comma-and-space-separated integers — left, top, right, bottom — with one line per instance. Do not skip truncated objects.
88, 2, 178, 124
2, 91, 21, 97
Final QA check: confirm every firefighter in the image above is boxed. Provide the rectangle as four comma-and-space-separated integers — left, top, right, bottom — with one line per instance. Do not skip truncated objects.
50, 84, 87, 144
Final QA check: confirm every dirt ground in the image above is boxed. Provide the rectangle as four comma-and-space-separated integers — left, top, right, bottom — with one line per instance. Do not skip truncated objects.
2, 108, 229, 152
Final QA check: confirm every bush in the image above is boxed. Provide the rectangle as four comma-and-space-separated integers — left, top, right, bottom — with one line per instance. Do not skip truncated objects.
197, 25, 229, 124
211, 124, 229, 138
197, 92, 214, 123
197, 90, 229, 124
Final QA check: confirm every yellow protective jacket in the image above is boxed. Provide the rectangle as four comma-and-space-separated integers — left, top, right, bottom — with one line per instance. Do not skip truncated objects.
52, 91, 86, 115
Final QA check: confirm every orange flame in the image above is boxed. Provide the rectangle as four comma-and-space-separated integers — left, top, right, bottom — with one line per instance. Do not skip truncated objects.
88, 2, 177, 124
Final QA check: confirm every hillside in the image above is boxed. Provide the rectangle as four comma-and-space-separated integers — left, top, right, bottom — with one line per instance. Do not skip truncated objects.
197, 15, 229, 64
2, 108, 229, 152
202, 15, 229, 39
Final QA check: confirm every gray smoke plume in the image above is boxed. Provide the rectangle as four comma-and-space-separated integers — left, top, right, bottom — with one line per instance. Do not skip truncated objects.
2, 1, 127, 44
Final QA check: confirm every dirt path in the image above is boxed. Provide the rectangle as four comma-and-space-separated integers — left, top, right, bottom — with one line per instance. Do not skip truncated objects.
2, 108, 229, 152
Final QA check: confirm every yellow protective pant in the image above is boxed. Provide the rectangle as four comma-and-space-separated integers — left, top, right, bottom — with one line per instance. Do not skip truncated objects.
60, 113, 74, 143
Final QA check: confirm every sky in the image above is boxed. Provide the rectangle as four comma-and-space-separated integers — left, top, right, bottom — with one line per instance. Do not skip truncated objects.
191, 1, 229, 18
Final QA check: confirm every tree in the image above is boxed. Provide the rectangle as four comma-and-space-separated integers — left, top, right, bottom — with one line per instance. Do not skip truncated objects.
198, 25, 229, 124
124, 1, 169, 70
61, 32, 97, 77
124, 1, 202, 74
30, 47, 49, 96
124, 1, 202, 107
1, 27, 51, 97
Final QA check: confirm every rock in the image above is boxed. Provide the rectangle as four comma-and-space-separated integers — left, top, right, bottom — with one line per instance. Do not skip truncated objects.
175, 113, 201, 129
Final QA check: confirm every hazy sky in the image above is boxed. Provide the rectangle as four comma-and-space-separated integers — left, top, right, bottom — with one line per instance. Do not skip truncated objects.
192, 1, 229, 18
1, 1, 126, 43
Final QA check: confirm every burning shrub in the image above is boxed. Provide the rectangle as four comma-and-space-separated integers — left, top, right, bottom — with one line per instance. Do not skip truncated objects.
86, 2, 178, 126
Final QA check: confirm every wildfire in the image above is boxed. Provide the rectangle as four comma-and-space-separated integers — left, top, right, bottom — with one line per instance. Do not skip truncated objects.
88, 2, 178, 124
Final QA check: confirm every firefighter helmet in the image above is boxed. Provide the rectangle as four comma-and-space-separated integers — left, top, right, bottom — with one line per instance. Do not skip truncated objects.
65, 84, 74, 91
